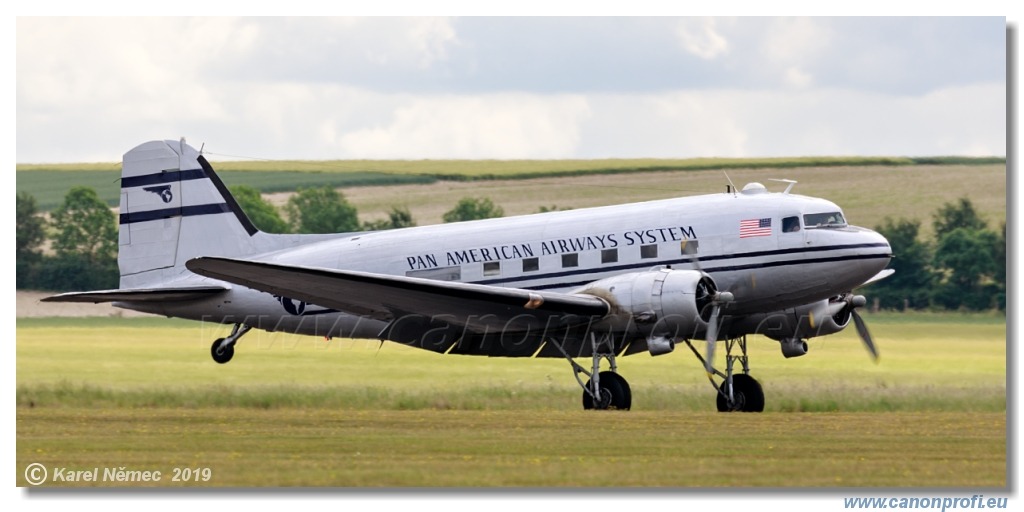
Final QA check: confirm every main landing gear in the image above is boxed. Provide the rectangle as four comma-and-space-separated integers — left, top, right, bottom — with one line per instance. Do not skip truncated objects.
685, 335, 765, 412
552, 333, 764, 412
552, 333, 632, 410
210, 323, 252, 364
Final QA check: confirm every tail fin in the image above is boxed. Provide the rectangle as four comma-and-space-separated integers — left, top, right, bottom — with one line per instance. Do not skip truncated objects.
118, 139, 260, 286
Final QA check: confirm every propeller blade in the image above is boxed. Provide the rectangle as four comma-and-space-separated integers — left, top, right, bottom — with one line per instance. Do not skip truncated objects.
705, 304, 720, 374
851, 309, 879, 362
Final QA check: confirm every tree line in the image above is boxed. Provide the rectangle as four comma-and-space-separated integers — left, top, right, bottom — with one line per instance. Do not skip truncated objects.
16, 185, 508, 291
869, 197, 1005, 311
17, 185, 1005, 312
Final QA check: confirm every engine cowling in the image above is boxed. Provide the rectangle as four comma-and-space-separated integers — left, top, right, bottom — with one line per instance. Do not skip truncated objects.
577, 268, 717, 355
732, 297, 853, 358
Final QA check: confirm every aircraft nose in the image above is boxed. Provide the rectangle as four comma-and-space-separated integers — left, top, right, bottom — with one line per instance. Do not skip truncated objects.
866, 227, 893, 258
857, 225, 894, 271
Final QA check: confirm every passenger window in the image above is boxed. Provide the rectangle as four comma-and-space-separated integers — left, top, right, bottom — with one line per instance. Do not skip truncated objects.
522, 257, 539, 272
406, 266, 461, 281
680, 240, 699, 255
783, 216, 801, 233
601, 248, 618, 264
640, 244, 658, 259
483, 261, 500, 276
562, 253, 579, 268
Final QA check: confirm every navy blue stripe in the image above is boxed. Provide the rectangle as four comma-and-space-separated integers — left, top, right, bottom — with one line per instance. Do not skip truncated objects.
687, 243, 889, 264
489, 252, 892, 291
121, 168, 207, 188
198, 156, 258, 236
119, 203, 232, 225
475, 243, 891, 287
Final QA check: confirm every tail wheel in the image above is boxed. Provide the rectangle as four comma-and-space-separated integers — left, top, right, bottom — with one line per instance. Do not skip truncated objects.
582, 371, 632, 410
716, 373, 764, 412
211, 338, 234, 364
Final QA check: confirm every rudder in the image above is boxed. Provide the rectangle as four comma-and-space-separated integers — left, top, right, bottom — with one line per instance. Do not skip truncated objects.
118, 139, 259, 286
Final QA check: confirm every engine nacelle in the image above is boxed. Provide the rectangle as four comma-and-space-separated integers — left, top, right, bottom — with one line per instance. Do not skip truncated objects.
729, 296, 856, 357
577, 268, 717, 355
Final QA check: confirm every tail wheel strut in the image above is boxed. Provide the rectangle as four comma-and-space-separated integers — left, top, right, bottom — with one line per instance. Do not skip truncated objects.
211, 323, 252, 364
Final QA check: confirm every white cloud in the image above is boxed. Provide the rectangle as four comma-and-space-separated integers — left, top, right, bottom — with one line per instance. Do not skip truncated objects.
674, 17, 730, 60
337, 94, 592, 159
760, 17, 833, 65
404, 17, 460, 68
14, 17, 1006, 162
783, 66, 814, 88
577, 83, 1005, 158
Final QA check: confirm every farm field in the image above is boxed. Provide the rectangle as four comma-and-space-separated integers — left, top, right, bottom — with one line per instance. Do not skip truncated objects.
15, 169, 435, 211
16, 159, 1006, 242
14, 155, 1010, 489
341, 163, 1006, 237
16, 313, 1007, 487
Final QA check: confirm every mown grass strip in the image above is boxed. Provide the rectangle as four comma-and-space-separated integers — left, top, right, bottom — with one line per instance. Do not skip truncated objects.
15, 381, 1006, 412
16, 408, 1006, 487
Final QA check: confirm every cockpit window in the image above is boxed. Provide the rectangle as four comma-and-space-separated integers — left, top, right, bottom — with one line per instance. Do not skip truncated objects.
782, 216, 801, 233
803, 212, 846, 228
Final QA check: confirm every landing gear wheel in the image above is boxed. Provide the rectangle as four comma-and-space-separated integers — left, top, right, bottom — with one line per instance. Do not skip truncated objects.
211, 338, 234, 364
716, 373, 764, 412
582, 371, 632, 410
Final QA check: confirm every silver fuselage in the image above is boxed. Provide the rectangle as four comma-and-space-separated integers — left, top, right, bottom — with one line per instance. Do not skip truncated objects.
118, 188, 891, 341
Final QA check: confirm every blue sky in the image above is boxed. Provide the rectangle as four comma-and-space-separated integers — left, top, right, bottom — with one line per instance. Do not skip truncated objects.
16, 16, 1007, 163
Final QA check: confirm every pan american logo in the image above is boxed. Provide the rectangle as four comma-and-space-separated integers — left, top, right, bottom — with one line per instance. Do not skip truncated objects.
143, 185, 173, 203
272, 294, 337, 317
403, 224, 698, 271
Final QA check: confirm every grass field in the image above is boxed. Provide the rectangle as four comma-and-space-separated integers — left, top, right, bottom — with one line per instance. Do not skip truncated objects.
16, 408, 1005, 487
16, 313, 1007, 487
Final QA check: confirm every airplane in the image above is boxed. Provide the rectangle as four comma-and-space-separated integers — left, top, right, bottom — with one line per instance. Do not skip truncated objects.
44, 139, 894, 412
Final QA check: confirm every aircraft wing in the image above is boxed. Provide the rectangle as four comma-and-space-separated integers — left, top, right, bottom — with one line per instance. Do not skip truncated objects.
186, 257, 611, 354
42, 285, 229, 303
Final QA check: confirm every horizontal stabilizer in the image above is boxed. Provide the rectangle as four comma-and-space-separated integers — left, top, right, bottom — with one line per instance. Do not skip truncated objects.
41, 286, 228, 304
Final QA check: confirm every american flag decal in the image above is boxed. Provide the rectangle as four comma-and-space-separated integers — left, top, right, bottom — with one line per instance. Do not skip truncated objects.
740, 218, 772, 238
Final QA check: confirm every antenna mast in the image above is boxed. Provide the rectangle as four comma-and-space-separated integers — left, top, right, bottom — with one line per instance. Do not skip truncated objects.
723, 172, 738, 197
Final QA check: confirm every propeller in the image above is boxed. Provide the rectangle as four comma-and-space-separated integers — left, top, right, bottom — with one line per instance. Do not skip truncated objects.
851, 309, 878, 361
684, 248, 735, 374
837, 294, 879, 362
704, 290, 734, 374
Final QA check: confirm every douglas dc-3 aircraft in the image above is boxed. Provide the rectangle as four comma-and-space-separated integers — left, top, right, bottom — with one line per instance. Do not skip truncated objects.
46, 139, 894, 412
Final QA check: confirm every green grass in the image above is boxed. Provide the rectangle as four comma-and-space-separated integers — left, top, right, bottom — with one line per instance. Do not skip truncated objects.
16, 409, 1005, 487
15, 313, 1007, 487
16, 313, 1006, 412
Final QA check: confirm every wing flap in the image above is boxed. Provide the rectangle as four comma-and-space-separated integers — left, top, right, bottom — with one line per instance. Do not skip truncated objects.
42, 285, 228, 303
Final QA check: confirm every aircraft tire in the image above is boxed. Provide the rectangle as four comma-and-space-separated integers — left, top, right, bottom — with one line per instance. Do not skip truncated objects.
582, 371, 631, 411
716, 373, 764, 412
211, 338, 234, 364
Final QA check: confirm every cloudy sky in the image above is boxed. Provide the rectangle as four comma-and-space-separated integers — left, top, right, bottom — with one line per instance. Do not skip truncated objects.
16, 16, 1007, 163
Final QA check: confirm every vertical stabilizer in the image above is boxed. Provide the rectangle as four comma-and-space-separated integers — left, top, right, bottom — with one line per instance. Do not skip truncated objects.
118, 139, 259, 286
